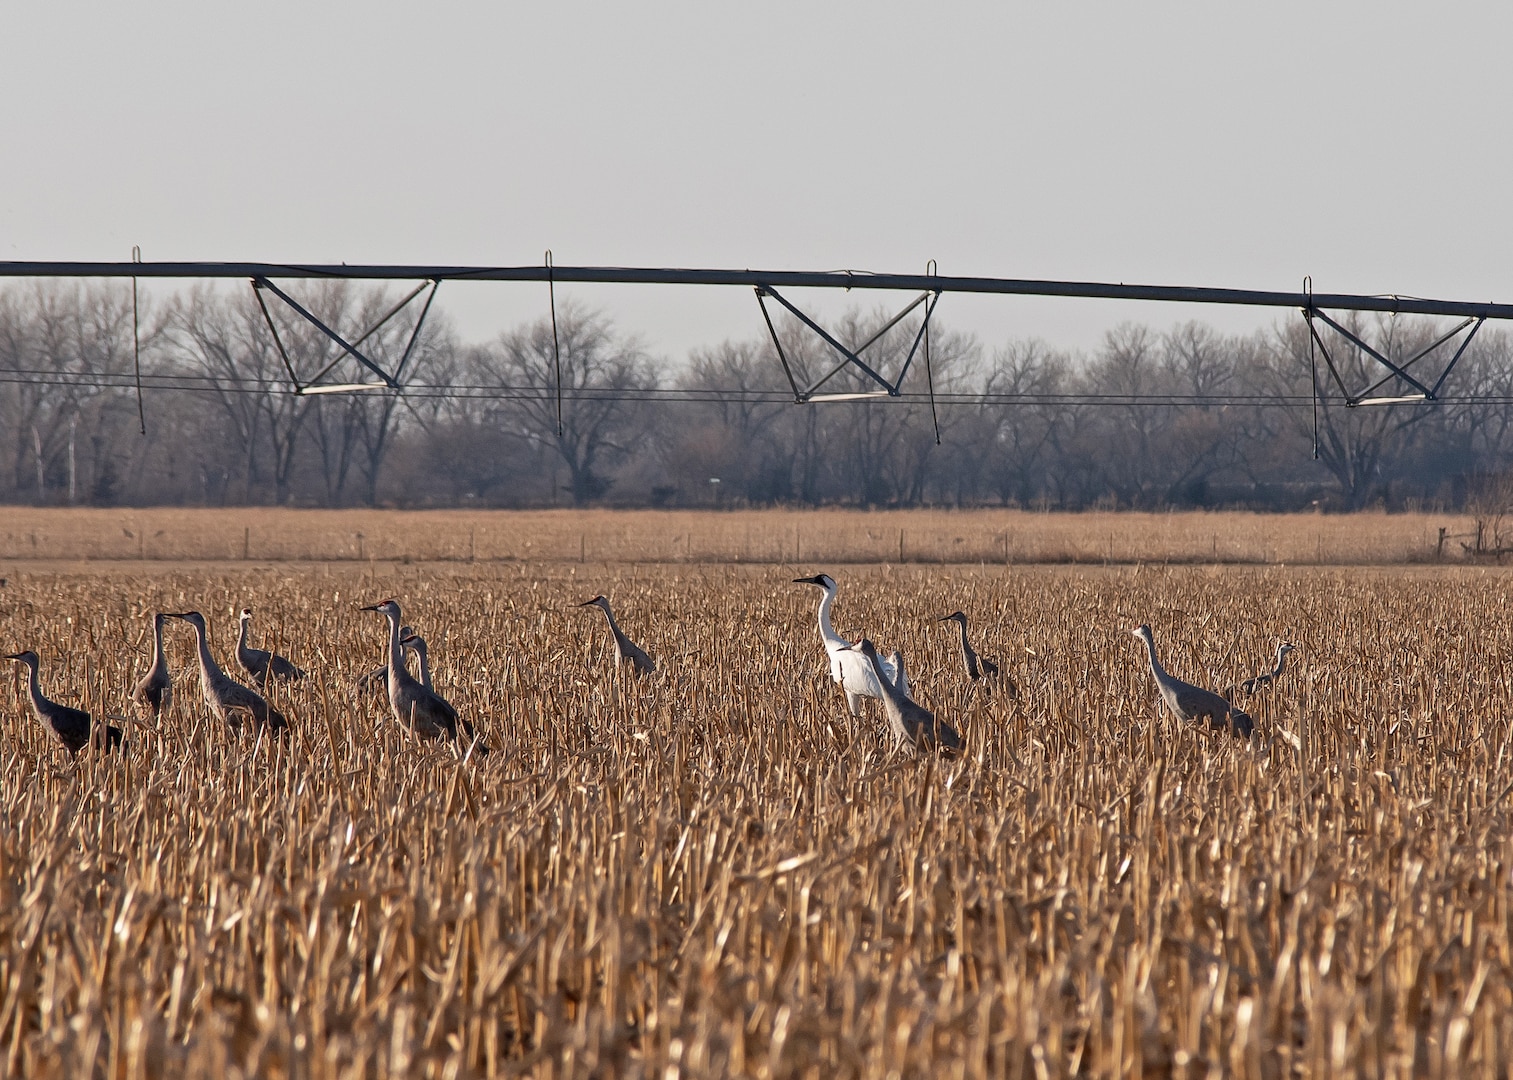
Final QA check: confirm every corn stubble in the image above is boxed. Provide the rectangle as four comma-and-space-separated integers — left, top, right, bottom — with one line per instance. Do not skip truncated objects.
1, 561, 1511, 1077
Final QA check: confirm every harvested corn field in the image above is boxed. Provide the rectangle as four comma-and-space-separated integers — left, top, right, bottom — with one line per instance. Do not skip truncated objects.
2, 552, 1513, 1076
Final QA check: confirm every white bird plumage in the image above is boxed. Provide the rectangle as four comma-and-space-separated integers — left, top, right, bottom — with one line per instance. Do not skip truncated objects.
793, 573, 904, 715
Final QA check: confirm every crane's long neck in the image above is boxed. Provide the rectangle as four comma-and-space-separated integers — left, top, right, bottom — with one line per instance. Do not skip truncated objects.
190, 621, 221, 684
598, 602, 633, 655
865, 648, 906, 707
953, 618, 972, 659
20, 660, 46, 715
384, 612, 404, 676
1140, 634, 1171, 687
413, 643, 433, 690
815, 587, 847, 649
1272, 646, 1288, 678
238, 617, 251, 652
150, 618, 166, 670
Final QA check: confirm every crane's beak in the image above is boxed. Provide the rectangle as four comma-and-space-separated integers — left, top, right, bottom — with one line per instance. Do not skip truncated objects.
359, 603, 383, 612
792, 576, 823, 586
577, 597, 602, 607
3, 652, 23, 661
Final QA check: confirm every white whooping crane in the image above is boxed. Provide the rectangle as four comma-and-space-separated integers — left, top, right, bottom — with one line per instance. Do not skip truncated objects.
793, 572, 905, 715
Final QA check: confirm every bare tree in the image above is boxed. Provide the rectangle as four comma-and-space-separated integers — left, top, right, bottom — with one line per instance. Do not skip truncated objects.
165, 286, 312, 504
1267, 315, 1438, 508
979, 339, 1072, 506
472, 303, 660, 505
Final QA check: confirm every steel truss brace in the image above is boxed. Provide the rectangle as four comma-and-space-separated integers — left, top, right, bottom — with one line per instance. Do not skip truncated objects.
754, 285, 942, 403
1302, 292, 1483, 408
250, 277, 440, 394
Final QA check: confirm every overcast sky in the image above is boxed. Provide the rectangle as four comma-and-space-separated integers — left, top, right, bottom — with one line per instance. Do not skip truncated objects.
3, 2, 1510, 364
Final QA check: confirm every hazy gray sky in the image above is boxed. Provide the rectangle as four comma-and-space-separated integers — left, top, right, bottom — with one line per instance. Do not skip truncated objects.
4, 2, 1510, 362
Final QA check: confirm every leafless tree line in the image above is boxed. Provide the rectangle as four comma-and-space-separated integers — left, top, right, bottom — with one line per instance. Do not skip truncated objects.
3, 280, 1512, 510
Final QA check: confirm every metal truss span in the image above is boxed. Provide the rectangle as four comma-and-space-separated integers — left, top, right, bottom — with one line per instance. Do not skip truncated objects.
3, 260, 1513, 321
5, 260, 1512, 421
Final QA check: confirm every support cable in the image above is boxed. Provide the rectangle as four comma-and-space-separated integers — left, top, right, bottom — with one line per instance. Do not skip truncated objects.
252, 279, 304, 392
923, 260, 941, 445
131, 245, 146, 435
1305, 277, 1319, 459
548, 250, 563, 438
755, 288, 805, 401
390, 279, 441, 385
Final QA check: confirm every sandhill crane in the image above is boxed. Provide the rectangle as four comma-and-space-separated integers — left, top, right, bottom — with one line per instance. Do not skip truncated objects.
132, 612, 173, 718
1241, 642, 1297, 695
167, 611, 287, 733
854, 639, 961, 756
1131, 624, 1252, 739
578, 595, 655, 675
236, 607, 306, 686
5, 650, 123, 756
356, 624, 416, 692
793, 573, 902, 715
938, 610, 1019, 698
401, 631, 435, 690
360, 599, 486, 753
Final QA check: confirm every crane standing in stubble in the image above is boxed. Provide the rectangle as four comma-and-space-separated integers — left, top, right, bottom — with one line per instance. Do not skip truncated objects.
6, 650, 123, 757
132, 612, 173, 718
236, 607, 306, 687
168, 611, 287, 733
360, 599, 486, 754
1132, 624, 1252, 739
579, 595, 656, 675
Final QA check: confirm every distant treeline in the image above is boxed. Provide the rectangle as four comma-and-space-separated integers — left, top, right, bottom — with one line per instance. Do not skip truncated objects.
3, 280, 1512, 511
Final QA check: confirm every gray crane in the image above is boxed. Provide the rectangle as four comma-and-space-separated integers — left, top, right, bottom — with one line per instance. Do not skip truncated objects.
236, 607, 306, 686
132, 612, 173, 718
854, 639, 962, 756
5, 650, 123, 757
1131, 624, 1252, 739
1240, 642, 1297, 695
578, 595, 656, 675
360, 599, 486, 753
938, 610, 1019, 698
167, 611, 287, 733
355, 624, 417, 692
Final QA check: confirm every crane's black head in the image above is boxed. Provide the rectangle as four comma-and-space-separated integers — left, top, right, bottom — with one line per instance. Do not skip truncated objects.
4, 650, 38, 667
360, 598, 402, 618
793, 573, 836, 590
1279, 641, 1298, 656
166, 611, 206, 629
239, 607, 253, 619
577, 595, 608, 607
852, 637, 879, 661
400, 631, 426, 652
1132, 624, 1153, 640
938, 611, 967, 623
